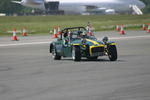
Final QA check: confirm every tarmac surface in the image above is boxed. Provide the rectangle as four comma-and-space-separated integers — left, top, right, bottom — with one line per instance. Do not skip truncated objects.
0, 30, 150, 100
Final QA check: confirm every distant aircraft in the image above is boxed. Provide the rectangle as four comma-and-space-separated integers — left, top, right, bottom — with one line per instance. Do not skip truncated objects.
12, 0, 145, 15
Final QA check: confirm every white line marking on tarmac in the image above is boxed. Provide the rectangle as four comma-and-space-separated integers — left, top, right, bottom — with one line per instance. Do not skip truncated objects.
110, 35, 150, 40
0, 35, 150, 47
0, 42, 50, 47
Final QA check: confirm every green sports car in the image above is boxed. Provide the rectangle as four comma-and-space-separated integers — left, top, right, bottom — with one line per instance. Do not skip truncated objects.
49, 27, 117, 61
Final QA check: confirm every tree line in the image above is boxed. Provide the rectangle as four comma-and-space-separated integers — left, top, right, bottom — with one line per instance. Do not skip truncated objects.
0, 0, 23, 15
0, 0, 34, 15
140, 0, 150, 14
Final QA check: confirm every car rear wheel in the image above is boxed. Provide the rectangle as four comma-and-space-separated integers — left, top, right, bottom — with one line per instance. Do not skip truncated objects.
72, 46, 81, 61
52, 47, 61, 60
107, 45, 117, 61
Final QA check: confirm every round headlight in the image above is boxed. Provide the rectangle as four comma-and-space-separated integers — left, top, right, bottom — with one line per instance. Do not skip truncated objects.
82, 39, 86, 45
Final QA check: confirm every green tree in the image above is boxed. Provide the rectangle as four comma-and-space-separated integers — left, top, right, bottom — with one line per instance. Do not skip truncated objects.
0, 0, 23, 15
140, 0, 150, 6
140, 0, 150, 13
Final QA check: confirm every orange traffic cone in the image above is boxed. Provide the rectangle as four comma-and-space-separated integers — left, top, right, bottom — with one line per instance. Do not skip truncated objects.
53, 26, 58, 38
22, 28, 28, 36
147, 25, 150, 33
142, 24, 147, 30
49, 27, 53, 34
116, 25, 120, 31
88, 30, 93, 36
57, 26, 61, 35
119, 25, 125, 35
11, 28, 18, 41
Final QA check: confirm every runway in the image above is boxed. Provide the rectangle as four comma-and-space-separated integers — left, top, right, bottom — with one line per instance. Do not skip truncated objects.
0, 30, 150, 100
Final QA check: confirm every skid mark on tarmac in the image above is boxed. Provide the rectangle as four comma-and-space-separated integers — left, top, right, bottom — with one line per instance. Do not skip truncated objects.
0, 35, 150, 47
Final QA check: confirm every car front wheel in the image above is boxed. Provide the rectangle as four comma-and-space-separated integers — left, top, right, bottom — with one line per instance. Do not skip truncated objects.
52, 47, 61, 60
107, 45, 117, 61
72, 46, 81, 61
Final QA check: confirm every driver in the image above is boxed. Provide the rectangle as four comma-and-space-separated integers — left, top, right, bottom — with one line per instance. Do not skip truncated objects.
63, 30, 68, 38
80, 31, 87, 38
63, 30, 70, 46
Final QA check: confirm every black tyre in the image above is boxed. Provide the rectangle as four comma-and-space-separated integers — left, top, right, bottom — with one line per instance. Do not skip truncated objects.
52, 47, 61, 60
49, 44, 53, 53
107, 45, 117, 61
72, 46, 81, 61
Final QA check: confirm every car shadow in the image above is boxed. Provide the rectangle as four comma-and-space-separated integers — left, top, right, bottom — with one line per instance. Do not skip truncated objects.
61, 58, 125, 62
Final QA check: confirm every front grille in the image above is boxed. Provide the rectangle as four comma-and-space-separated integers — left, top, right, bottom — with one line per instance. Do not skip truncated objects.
91, 47, 104, 53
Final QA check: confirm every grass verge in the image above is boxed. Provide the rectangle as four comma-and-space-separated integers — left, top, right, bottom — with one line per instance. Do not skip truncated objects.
0, 15, 150, 36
